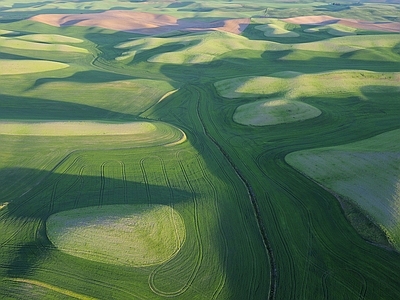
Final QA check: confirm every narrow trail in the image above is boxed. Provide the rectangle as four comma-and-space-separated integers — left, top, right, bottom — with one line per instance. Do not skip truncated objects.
191, 85, 277, 300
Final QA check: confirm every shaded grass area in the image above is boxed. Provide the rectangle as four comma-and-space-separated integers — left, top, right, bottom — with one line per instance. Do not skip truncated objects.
339, 197, 392, 248
0, 94, 137, 121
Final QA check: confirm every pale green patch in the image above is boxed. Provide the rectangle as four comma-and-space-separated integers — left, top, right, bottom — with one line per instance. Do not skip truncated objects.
304, 24, 357, 36
233, 99, 321, 126
25, 79, 175, 115
215, 76, 287, 98
116, 31, 286, 63
0, 36, 88, 53
0, 59, 69, 75
326, 24, 357, 36
295, 34, 400, 53
0, 29, 15, 35
0, 121, 156, 136
255, 24, 299, 37
253, 18, 299, 38
286, 129, 400, 249
118, 31, 399, 65
46, 204, 186, 267
215, 71, 400, 100
15, 34, 84, 44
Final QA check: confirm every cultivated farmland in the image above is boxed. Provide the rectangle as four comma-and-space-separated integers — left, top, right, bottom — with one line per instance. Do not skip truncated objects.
1, 0, 400, 299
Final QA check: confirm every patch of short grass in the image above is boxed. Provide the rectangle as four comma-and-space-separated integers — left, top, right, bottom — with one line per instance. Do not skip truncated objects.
46, 204, 185, 267
16, 34, 84, 44
0, 59, 69, 75
233, 99, 321, 126
215, 71, 400, 100
0, 36, 88, 53
0, 121, 156, 136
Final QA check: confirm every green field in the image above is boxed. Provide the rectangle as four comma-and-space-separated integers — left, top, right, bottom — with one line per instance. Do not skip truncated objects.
1, 0, 400, 299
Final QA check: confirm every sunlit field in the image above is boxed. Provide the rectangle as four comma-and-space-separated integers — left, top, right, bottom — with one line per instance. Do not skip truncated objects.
1, 0, 400, 299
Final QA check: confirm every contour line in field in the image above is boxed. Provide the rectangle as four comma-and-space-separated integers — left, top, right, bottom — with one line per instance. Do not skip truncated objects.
233, 99, 321, 126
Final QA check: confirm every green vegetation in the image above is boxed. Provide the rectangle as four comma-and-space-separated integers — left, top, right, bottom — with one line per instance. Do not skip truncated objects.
47, 204, 185, 267
1, 0, 400, 299
233, 99, 321, 126
0, 59, 68, 75
0, 36, 88, 53
0, 121, 157, 136
253, 18, 300, 38
286, 129, 400, 248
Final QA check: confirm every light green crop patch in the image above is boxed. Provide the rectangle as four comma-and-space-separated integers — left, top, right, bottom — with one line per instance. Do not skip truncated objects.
15, 34, 84, 44
25, 79, 176, 116
216, 70, 399, 126
116, 31, 286, 64
0, 36, 88, 53
46, 204, 186, 267
233, 99, 321, 126
0, 59, 69, 75
286, 129, 400, 249
215, 71, 400, 100
0, 121, 156, 136
253, 18, 299, 38
304, 24, 357, 36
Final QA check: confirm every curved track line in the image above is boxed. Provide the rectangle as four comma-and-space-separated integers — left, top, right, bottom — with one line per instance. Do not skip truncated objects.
148, 151, 203, 297
7, 278, 97, 300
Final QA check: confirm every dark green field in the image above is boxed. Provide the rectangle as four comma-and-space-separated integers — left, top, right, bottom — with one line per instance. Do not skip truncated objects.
1, 0, 400, 299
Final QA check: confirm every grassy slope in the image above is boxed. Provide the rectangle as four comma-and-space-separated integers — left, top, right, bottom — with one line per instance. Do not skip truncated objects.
286, 129, 400, 248
1, 1, 400, 299
0, 59, 69, 75
47, 204, 186, 267
233, 99, 321, 126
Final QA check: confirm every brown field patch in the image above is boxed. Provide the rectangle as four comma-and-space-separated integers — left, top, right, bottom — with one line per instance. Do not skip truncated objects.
283, 15, 400, 32
30, 10, 250, 35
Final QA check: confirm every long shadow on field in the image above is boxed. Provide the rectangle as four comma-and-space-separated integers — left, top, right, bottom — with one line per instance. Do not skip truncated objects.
0, 94, 138, 121
2, 167, 193, 278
